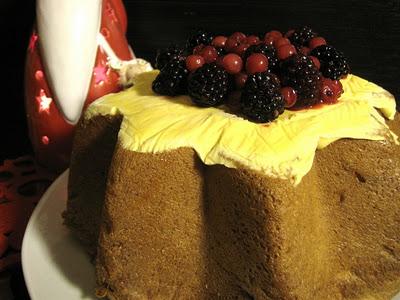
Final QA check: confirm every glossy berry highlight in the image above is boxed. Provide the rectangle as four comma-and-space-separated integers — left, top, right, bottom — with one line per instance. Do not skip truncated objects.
246, 53, 269, 74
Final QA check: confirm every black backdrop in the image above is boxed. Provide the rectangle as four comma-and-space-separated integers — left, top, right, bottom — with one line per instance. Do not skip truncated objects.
0, 1, 399, 298
1, 0, 400, 161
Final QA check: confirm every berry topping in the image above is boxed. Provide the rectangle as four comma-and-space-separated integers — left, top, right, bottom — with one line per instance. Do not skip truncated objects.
188, 63, 231, 106
186, 55, 205, 72
264, 36, 275, 46
280, 54, 321, 107
200, 46, 218, 63
274, 37, 291, 49
246, 53, 269, 74
241, 72, 284, 122
264, 30, 282, 42
152, 58, 189, 96
320, 78, 343, 104
215, 47, 227, 57
212, 36, 228, 48
216, 56, 224, 67
289, 26, 317, 47
310, 45, 350, 80
308, 37, 327, 50
224, 37, 241, 52
230, 32, 247, 42
277, 44, 297, 60
186, 30, 213, 51
331, 79, 344, 96
285, 29, 295, 38
193, 44, 205, 55
244, 43, 279, 72
153, 27, 350, 121
309, 56, 320, 70
246, 35, 260, 45
299, 46, 311, 55
222, 53, 243, 75
232, 43, 250, 56
234, 72, 248, 89
154, 45, 185, 70
281, 87, 297, 108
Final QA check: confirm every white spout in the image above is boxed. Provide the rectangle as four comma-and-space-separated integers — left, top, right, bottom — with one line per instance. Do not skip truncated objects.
37, 0, 102, 124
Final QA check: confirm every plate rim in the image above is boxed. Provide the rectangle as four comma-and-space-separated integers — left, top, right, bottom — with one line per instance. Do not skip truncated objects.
21, 168, 70, 299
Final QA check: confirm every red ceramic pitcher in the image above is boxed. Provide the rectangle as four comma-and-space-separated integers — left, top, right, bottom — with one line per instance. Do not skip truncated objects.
24, 0, 134, 172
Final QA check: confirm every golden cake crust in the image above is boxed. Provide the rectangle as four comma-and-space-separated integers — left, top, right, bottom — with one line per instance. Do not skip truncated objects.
62, 113, 400, 299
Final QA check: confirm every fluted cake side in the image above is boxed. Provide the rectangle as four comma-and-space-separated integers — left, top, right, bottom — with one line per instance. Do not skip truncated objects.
64, 113, 400, 299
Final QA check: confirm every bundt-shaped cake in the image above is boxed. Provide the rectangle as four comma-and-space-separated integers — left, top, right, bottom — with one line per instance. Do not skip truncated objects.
64, 71, 400, 299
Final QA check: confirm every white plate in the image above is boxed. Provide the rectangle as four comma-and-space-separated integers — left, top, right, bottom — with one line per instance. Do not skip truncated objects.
21, 170, 400, 300
22, 170, 96, 300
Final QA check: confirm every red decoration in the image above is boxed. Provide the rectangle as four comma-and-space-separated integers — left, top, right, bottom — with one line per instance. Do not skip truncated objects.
28, 32, 38, 52
0, 156, 56, 272
24, 0, 134, 172
94, 65, 109, 84
36, 89, 52, 114
35, 70, 44, 81
105, 2, 118, 23
41, 136, 50, 145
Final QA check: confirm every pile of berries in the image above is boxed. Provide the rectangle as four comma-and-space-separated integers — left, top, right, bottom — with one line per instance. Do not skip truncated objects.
152, 27, 350, 123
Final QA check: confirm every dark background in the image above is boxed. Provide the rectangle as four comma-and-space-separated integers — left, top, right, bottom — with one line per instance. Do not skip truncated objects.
1, 0, 399, 162
0, 1, 399, 298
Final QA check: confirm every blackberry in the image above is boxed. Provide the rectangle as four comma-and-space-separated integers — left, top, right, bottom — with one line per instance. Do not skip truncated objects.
215, 47, 227, 57
152, 58, 189, 96
240, 72, 284, 123
289, 26, 317, 47
186, 30, 213, 51
243, 43, 279, 72
280, 54, 321, 107
188, 63, 231, 107
310, 45, 350, 80
154, 45, 185, 70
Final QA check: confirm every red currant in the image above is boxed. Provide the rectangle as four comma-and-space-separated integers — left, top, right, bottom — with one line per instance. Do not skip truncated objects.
320, 78, 340, 104
234, 72, 248, 89
331, 80, 344, 96
309, 56, 320, 69
264, 30, 282, 42
222, 53, 243, 74
200, 46, 218, 63
185, 55, 205, 72
246, 35, 260, 45
277, 44, 297, 60
225, 37, 240, 52
230, 32, 247, 42
299, 46, 310, 55
273, 37, 290, 49
281, 87, 297, 108
308, 37, 327, 50
232, 43, 250, 56
264, 36, 274, 45
212, 36, 228, 48
193, 44, 204, 55
246, 53, 269, 74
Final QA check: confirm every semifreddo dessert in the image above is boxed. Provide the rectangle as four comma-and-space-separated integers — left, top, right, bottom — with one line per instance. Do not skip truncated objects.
64, 26, 400, 299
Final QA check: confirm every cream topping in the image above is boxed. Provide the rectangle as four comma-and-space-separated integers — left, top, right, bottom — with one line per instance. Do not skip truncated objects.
86, 71, 398, 184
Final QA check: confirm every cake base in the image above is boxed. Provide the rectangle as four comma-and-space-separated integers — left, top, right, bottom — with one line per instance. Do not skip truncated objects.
64, 115, 400, 299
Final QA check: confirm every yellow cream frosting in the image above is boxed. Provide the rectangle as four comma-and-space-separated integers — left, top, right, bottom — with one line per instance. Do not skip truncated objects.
86, 71, 398, 184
